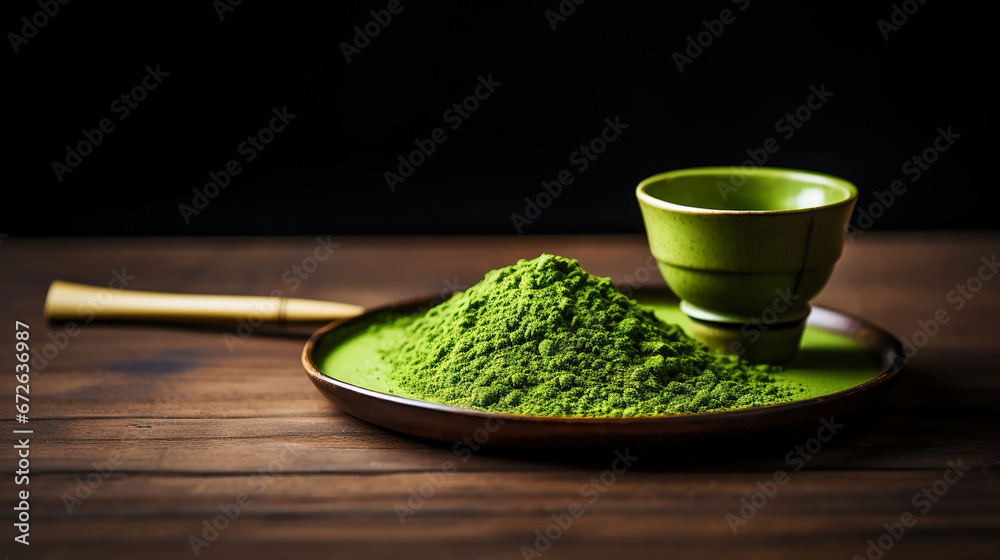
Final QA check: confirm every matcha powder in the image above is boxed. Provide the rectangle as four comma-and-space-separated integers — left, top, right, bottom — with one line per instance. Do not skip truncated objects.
380, 254, 795, 417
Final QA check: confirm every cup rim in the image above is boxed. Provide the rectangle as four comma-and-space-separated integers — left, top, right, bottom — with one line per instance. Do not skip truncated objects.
636, 166, 858, 216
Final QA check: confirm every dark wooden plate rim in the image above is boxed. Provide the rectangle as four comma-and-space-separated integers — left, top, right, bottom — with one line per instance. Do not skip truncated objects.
301, 292, 905, 445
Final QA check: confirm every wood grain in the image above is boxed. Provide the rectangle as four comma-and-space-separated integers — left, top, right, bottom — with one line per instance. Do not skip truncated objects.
0, 233, 998, 559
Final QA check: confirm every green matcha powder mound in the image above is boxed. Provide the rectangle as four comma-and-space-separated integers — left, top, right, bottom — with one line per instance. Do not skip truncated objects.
381, 254, 794, 417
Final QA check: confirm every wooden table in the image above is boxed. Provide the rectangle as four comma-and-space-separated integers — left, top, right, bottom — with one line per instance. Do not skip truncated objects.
2, 233, 998, 559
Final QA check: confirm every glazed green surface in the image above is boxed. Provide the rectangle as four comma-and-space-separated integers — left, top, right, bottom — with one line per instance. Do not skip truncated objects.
635, 168, 859, 333
317, 295, 883, 417
638, 167, 856, 212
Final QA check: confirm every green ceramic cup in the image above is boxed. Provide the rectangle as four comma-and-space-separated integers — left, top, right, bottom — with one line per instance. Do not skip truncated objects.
636, 167, 857, 363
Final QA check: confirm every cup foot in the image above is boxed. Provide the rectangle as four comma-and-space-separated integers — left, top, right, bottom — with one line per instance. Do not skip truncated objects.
683, 308, 810, 364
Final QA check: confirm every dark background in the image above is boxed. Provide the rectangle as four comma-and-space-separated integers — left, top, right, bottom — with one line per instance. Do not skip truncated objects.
4, 1, 994, 235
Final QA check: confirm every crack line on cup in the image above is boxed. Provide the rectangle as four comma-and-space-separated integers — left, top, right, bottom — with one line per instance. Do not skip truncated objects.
791, 213, 814, 299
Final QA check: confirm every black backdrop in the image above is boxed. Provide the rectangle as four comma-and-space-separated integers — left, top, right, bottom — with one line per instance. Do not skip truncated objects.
5, 1, 995, 235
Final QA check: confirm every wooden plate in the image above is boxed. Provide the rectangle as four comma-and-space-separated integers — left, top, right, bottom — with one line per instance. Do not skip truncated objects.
301, 292, 904, 449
